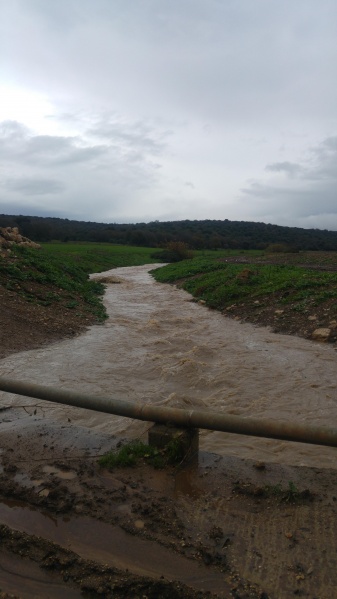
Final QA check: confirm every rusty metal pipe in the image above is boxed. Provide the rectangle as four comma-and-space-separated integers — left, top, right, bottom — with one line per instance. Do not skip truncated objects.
0, 376, 337, 448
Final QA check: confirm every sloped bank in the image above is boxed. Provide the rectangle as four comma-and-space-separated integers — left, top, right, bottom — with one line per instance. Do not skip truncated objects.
151, 252, 337, 345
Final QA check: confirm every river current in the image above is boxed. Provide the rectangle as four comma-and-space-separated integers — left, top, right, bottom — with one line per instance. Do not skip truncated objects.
1, 264, 336, 467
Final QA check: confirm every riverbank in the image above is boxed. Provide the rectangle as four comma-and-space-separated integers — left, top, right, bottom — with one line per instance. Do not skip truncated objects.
152, 251, 337, 347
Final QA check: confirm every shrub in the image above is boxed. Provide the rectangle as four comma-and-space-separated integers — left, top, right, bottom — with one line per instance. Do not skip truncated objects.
266, 243, 298, 253
151, 242, 193, 262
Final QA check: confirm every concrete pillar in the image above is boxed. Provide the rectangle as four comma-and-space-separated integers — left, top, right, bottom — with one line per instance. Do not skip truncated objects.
148, 424, 199, 463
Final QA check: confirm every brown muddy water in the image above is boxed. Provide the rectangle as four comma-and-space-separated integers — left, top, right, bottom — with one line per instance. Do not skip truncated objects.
0, 499, 228, 594
1, 264, 337, 468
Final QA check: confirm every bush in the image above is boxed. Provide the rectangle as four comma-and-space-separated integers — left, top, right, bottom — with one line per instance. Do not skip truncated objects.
151, 241, 193, 262
266, 243, 298, 253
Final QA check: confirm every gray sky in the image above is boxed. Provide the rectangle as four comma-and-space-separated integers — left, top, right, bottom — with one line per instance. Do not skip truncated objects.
1, 0, 337, 228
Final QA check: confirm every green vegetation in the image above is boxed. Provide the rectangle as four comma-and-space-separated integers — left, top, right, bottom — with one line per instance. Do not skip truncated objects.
0, 242, 158, 319
98, 441, 162, 468
98, 439, 187, 470
263, 481, 314, 503
41, 242, 158, 271
2, 213, 337, 251
151, 254, 337, 314
233, 480, 314, 503
151, 241, 194, 262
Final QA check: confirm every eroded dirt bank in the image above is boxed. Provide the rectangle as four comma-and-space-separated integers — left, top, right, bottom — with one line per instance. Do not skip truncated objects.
0, 264, 337, 598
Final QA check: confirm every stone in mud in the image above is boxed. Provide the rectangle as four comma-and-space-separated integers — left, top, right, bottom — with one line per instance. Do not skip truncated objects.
94, 275, 121, 284
311, 328, 332, 342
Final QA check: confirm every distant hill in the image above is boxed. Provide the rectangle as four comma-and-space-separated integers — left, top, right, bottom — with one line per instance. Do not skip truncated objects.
1, 213, 337, 251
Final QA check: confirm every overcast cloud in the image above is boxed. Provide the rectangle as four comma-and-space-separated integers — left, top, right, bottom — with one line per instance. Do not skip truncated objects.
1, 0, 336, 228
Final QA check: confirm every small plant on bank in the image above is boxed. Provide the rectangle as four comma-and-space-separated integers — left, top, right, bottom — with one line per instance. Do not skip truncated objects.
98, 441, 160, 468
233, 480, 314, 503
98, 439, 187, 470
266, 480, 313, 503
164, 437, 187, 464
284, 481, 301, 503
264, 481, 313, 503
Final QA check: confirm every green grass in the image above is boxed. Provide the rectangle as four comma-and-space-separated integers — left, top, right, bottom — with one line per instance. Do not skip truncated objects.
151, 256, 337, 312
0, 242, 159, 319
233, 480, 314, 503
263, 481, 314, 503
98, 439, 188, 470
98, 441, 164, 468
41, 242, 159, 272
3, 243, 337, 325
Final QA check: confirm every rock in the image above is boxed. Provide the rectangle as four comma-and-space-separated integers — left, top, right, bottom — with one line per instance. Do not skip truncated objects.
0, 227, 41, 255
311, 328, 331, 342
94, 275, 121, 284
308, 315, 317, 321
253, 461, 266, 470
236, 268, 256, 281
274, 310, 284, 315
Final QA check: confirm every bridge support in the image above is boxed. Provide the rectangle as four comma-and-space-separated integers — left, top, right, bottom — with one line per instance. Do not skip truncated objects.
148, 424, 199, 462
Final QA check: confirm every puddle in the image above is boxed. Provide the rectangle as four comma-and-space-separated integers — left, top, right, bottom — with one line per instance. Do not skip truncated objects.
116, 503, 132, 513
0, 499, 230, 595
13, 472, 44, 488
174, 467, 204, 498
43, 465, 77, 480
0, 551, 82, 599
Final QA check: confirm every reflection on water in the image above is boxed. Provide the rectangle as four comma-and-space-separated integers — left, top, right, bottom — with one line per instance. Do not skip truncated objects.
42, 465, 77, 479
0, 500, 227, 592
0, 264, 336, 468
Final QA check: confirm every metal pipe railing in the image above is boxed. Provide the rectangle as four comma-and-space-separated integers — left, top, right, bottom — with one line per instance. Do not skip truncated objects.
0, 376, 337, 448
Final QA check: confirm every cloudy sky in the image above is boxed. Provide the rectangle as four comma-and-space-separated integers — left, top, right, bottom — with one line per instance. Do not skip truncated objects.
1, 1, 337, 229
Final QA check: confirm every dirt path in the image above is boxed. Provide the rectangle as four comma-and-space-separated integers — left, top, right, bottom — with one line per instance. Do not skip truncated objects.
1, 264, 337, 598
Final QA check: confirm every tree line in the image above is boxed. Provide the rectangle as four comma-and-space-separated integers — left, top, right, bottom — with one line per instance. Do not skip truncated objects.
1, 213, 337, 251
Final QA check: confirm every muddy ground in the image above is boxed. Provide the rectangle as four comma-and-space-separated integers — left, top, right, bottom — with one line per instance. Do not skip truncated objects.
215, 252, 337, 345
1, 255, 337, 598
1, 409, 337, 599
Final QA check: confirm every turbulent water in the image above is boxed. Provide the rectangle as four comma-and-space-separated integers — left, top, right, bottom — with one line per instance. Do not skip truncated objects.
1, 264, 337, 468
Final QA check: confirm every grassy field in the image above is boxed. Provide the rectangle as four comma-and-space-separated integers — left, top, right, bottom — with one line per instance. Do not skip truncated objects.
152, 258, 337, 310
40, 242, 159, 271
0, 242, 159, 321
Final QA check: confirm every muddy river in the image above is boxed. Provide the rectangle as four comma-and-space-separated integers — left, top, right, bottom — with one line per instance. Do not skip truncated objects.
1, 264, 336, 468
